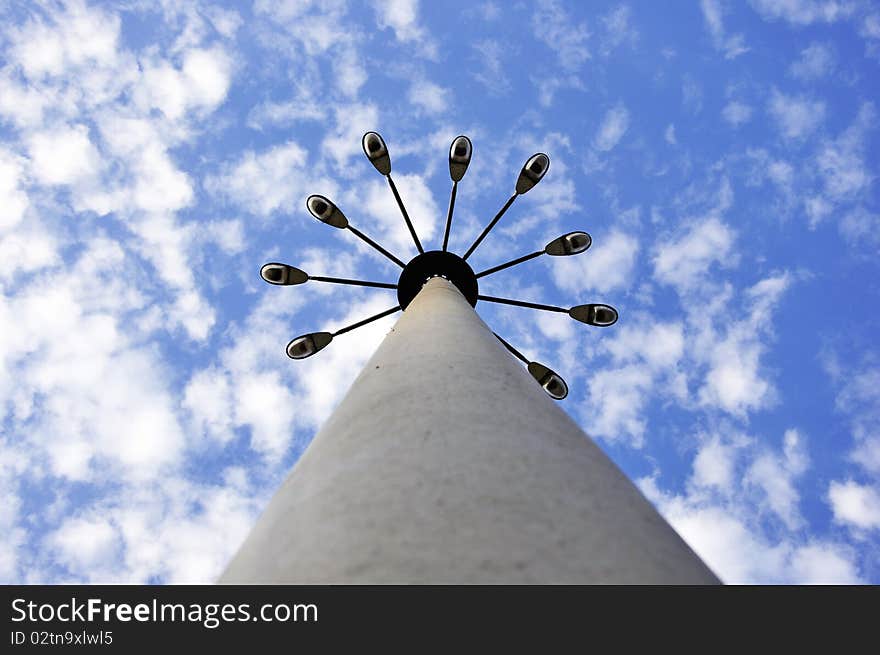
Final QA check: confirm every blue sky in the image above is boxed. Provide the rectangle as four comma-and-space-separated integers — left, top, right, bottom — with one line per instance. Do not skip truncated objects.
0, 0, 878, 583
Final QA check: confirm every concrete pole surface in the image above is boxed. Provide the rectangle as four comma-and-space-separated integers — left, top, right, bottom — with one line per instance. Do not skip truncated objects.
221, 277, 719, 583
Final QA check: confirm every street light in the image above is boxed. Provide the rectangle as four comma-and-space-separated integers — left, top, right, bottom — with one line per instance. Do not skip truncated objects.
475, 231, 591, 279
478, 294, 618, 328
264, 131, 618, 399
260, 262, 398, 290
287, 332, 333, 359
515, 153, 550, 194
569, 303, 618, 327
442, 135, 473, 252
286, 305, 402, 359
362, 131, 391, 175
362, 131, 423, 254
449, 135, 472, 182
528, 362, 569, 401
306, 194, 348, 228
544, 231, 592, 256
307, 194, 405, 268
495, 333, 568, 400
462, 152, 551, 260
260, 263, 309, 286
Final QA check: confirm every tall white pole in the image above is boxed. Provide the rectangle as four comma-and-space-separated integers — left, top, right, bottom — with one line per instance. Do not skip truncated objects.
221, 277, 718, 583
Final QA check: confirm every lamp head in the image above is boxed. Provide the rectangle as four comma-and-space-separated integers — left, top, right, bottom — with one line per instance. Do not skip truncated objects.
515, 153, 550, 194
544, 231, 592, 256
527, 361, 569, 400
306, 194, 348, 229
260, 263, 308, 286
286, 332, 333, 359
569, 303, 618, 327
448, 135, 473, 182
362, 131, 391, 175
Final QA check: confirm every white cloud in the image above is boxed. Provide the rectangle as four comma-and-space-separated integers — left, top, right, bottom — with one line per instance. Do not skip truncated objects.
471, 39, 512, 95
692, 438, 738, 490
768, 160, 794, 188
206, 6, 242, 38
0, 149, 29, 232
594, 104, 630, 151
0, 72, 58, 129
334, 48, 367, 97
96, 115, 194, 214
839, 208, 880, 248
746, 271, 791, 314
0, 236, 189, 480
48, 516, 121, 573
205, 141, 314, 217
532, 0, 591, 71
700, 338, 769, 415
135, 47, 231, 121
532, 73, 586, 108
828, 481, 880, 530
768, 89, 826, 140
151, 478, 263, 583
697, 273, 790, 416
256, 0, 345, 54
362, 174, 439, 255
234, 373, 297, 459
653, 216, 734, 292
722, 100, 753, 127
0, 0, 323, 585
748, 0, 855, 25
815, 103, 874, 202
585, 320, 688, 444
181, 48, 232, 110
247, 98, 325, 130
790, 42, 835, 79
321, 103, 381, 171
640, 475, 862, 583
552, 230, 638, 294
127, 214, 216, 341
183, 368, 235, 445
199, 219, 246, 255
408, 79, 450, 115
863, 13, 880, 39
682, 76, 704, 114
828, 356, 880, 473
27, 125, 101, 186
600, 4, 638, 55
585, 364, 653, 445
38, 473, 265, 583
665, 124, 677, 144
744, 429, 808, 529
700, 0, 749, 59
700, 0, 723, 38
861, 13, 880, 58
372, 0, 437, 58
0, 444, 27, 581
804, 195, 833, 227
8, 1, 121, 78
372, 0, 420, 39
605, 322, 685, 371
788, 543, 862, 584
0, 224, 57, 283
253, 0, 369, 99
182, 299, 304, 462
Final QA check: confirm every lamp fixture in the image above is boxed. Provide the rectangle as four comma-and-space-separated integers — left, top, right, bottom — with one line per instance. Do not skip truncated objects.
261, 132, 618, 399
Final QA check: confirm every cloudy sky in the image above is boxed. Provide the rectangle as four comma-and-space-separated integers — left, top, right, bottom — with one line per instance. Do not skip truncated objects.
1, 0, 878, 584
